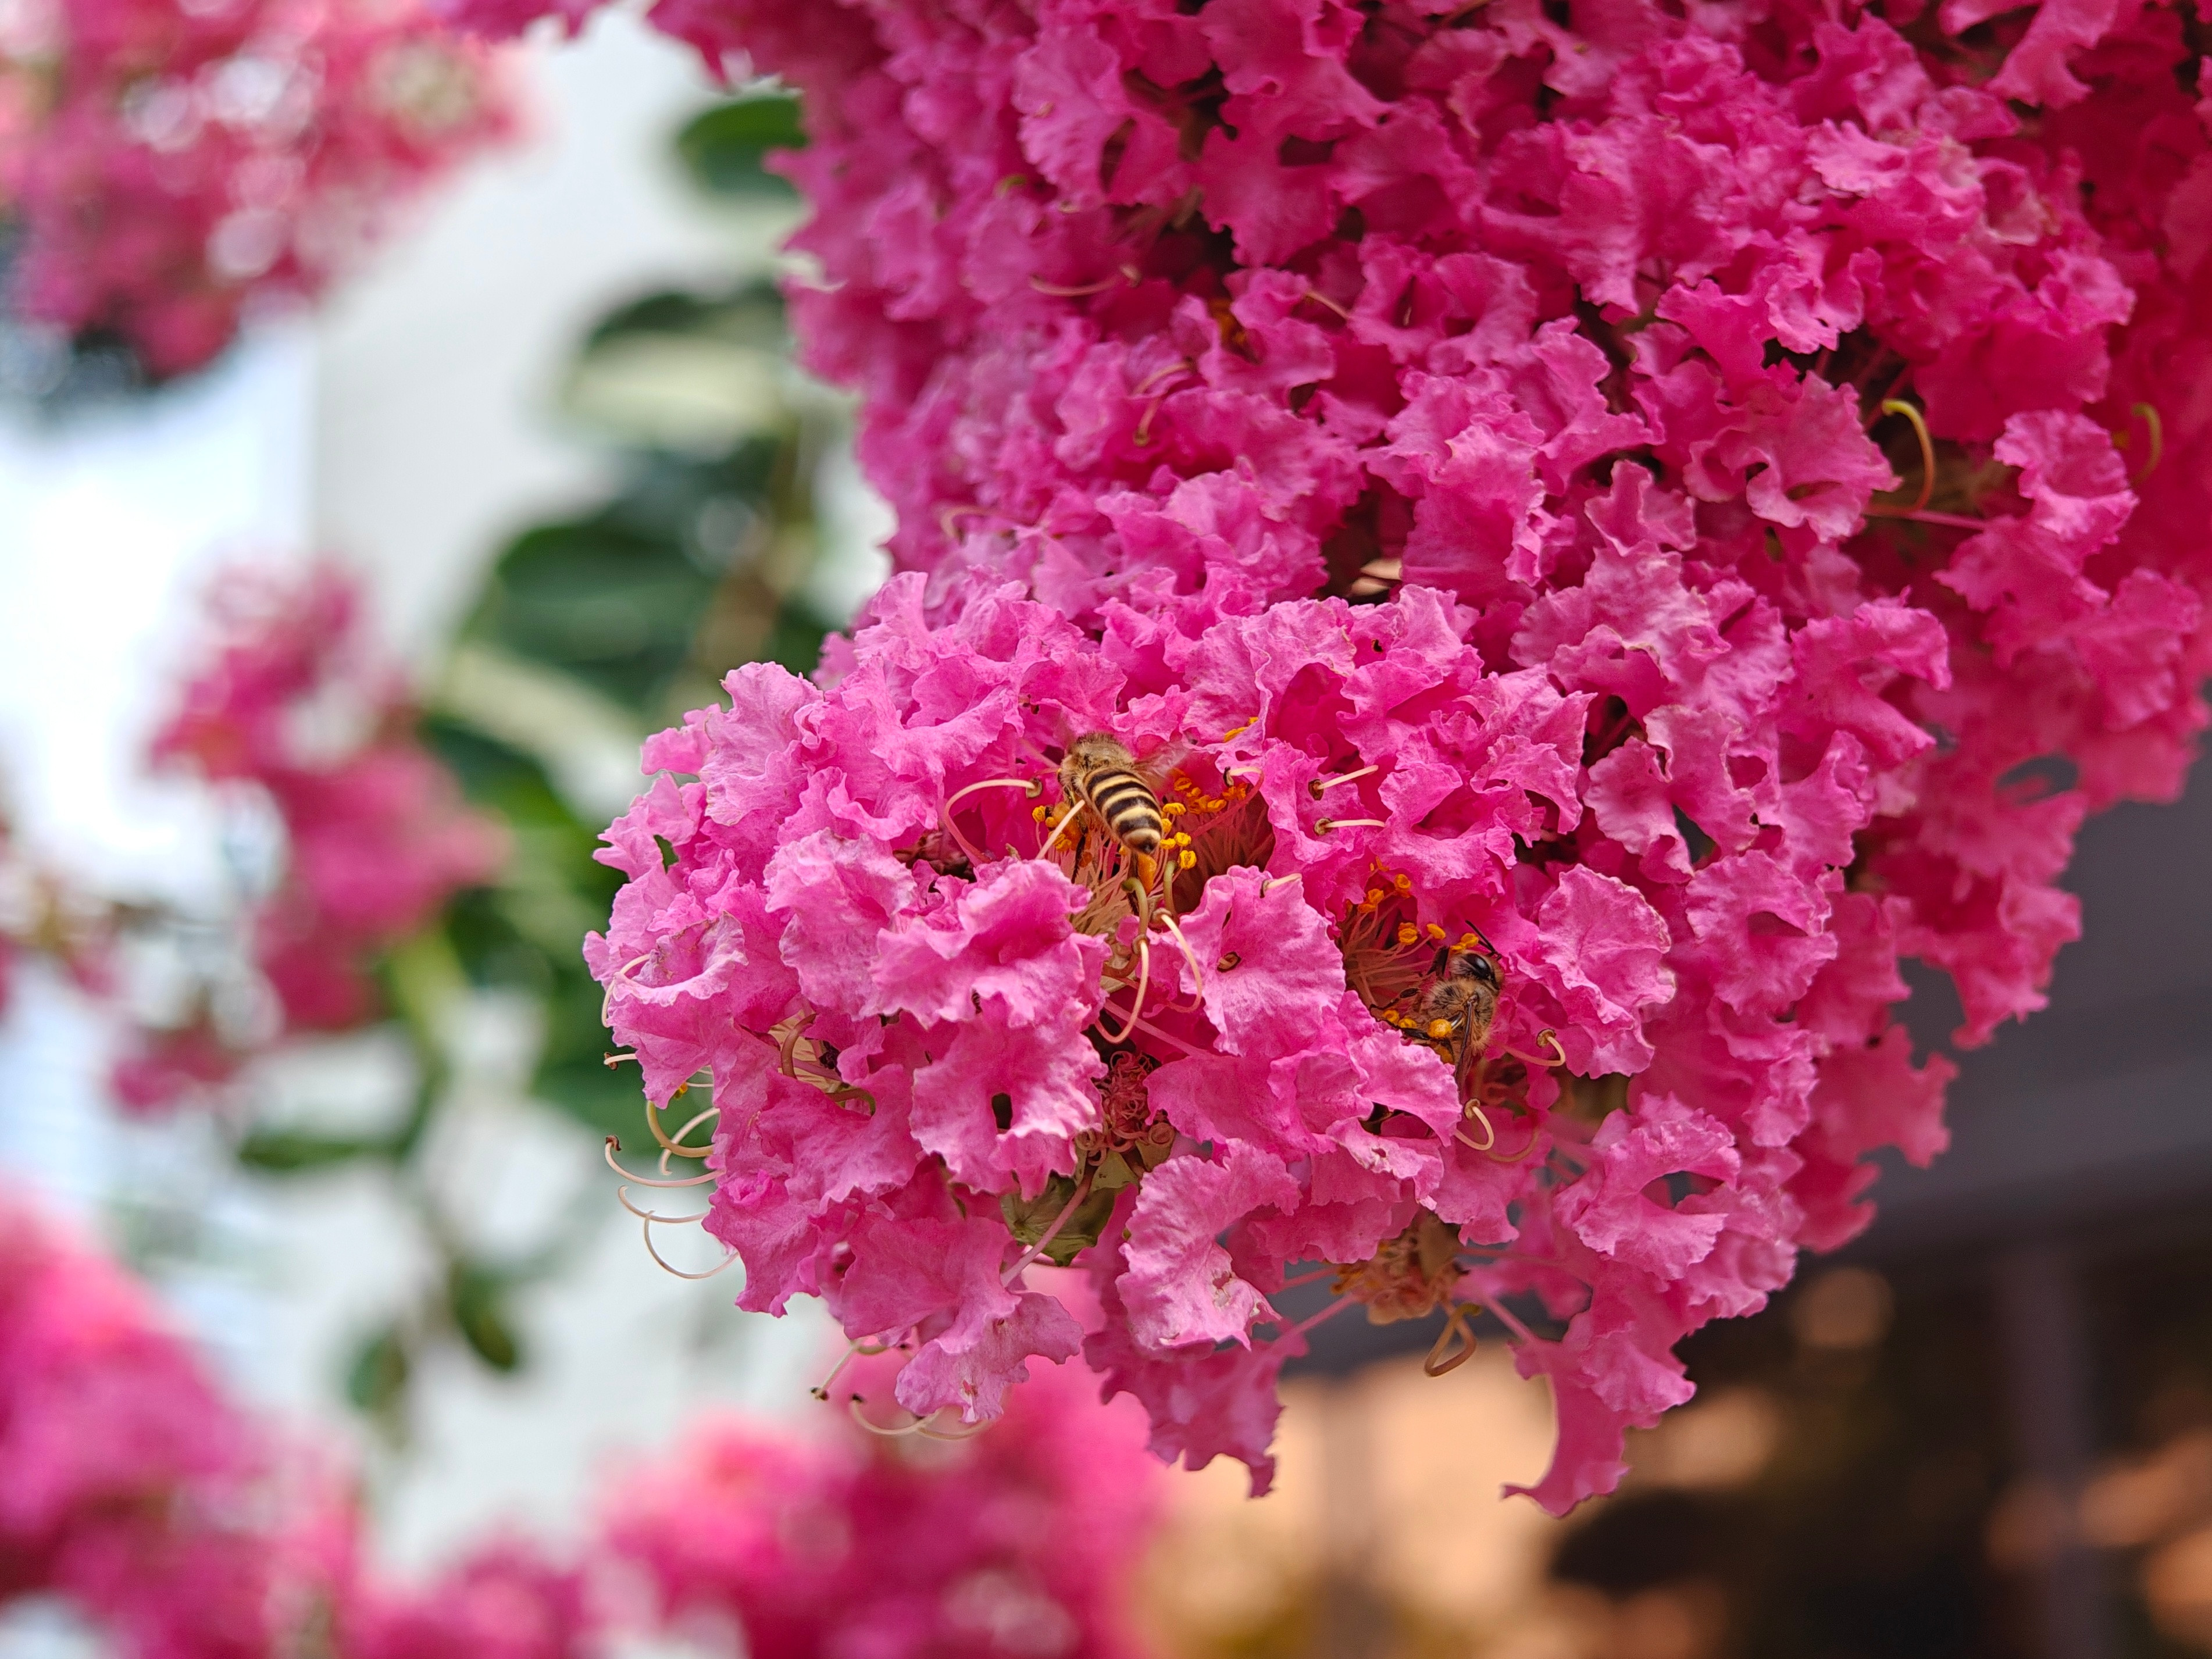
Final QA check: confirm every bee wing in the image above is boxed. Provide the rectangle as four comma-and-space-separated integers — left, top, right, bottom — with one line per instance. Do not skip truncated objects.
1451, 1034, 1482, 1107
1129, 736, 1190, 790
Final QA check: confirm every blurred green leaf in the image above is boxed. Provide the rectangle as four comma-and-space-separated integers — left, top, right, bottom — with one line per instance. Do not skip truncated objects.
448, 1264, 523, 1372
415, 721, 647, 1139
236, 1129, 390, 1172
346, 1325, 411, 1417
583, 283, 787, 352
676, 94, 805, 198
533, 970, 648, 1140
566, 287, 793, 454
458, 445, 790, 719
462, 519, 715, 711
758, 598, 833, 680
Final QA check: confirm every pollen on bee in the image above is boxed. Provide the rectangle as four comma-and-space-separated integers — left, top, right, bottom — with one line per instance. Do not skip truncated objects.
1426, 1018, 1454, 1040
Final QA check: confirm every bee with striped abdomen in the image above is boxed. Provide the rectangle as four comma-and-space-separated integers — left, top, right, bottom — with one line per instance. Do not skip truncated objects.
1058, 732, 1166, 888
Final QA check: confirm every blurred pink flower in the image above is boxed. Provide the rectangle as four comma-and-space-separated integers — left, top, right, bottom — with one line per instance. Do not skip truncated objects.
1, 0, 513, 379
606, 1348, 1160, 1659
0, 1182, 594, 1659
130, 565, 505, 1104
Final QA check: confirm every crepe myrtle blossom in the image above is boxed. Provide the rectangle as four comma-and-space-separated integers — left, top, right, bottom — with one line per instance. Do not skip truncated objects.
593, 555, 1976, 1509
0, 1185, 271, 1658
0, 0, 510, 380
123, 566, 505, 1108
606, 1348, 1158, 1659
0, 1182, 594, 1659
433, 0, 2212, 1508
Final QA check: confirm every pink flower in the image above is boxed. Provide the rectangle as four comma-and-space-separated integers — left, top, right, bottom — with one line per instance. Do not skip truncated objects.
537, 0, 2212, 1512
605, 1350, 1159, 1659
130, 566, 506, 1097
0, 1182, 592, 1659
344, 1547, 592, 1659
0, 1185, 291, 1658
2, 0, 513, 379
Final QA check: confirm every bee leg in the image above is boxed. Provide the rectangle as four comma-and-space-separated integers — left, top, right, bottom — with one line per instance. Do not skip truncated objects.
1133, 850, 1159, 893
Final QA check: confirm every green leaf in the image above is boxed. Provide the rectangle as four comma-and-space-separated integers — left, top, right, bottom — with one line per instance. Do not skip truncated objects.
346, 1325, 411, 1417
1000, 1176, 1117, 1268
463, 519, 717, 711
381, 928, 470, 1051
236, 1129, 388, 1172
757, 598, 832, 680
582, 283, 786, 354
532, 971, 648, 1139
676, 95, 805, 198
456, 443, 789, 719
448, 1264, 524, 1372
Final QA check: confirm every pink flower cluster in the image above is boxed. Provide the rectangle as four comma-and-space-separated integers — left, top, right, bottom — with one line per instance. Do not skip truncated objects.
447, 0, 2212, 1507
0, 1180, 1163, 1659
0, 1184, 270, 1656
0, 0, 510, 379
608, 1348, 1160, 1659
122, 566, 505, 1108
0, 1182, 592, 1659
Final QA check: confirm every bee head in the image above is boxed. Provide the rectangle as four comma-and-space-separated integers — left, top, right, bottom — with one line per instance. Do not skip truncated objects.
1433, 946, 1499, 985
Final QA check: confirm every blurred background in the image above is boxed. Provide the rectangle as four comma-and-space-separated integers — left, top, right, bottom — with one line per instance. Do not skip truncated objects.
3, 13, 2211, 1659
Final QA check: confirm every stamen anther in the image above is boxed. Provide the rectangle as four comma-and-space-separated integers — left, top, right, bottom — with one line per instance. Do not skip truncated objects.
1454, 1102, 1497, 1154
1423, 1303, 1480, 1377
2128, 401, 2164, 484
1879, 398, 1935, 515
1030, 272, 1126, 298
1308, 764, 1379, 800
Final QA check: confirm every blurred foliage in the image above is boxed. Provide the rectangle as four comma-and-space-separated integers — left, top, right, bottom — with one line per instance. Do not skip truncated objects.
675, 93, 804, 198
224, 88, 857, 1433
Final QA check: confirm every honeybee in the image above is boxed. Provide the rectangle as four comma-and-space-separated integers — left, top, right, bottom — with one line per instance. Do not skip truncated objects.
1058, 732, 1166, 887
1415, 948, 1501, 1101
